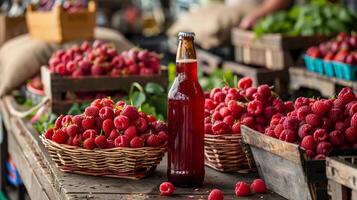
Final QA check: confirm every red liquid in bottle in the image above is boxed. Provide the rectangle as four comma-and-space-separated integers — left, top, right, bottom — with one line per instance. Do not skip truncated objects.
167, 59, 205, 187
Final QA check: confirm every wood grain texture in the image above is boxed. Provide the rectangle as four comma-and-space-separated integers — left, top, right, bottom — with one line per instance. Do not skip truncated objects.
326, 157, 357, 192
196, 49, 222, 74
1, 97, 285, 200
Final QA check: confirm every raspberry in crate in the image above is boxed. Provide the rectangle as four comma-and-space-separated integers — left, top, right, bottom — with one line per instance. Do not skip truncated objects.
41, 98, 167, 179
204, 77, 294, 172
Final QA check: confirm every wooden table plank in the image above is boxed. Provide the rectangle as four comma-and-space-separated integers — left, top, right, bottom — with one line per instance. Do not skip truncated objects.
1, 96, 285, 200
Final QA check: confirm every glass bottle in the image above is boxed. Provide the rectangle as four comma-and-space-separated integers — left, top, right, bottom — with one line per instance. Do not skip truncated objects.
167, 32, 205, 187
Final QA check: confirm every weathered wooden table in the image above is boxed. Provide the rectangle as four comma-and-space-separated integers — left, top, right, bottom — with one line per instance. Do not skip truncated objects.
0, 96, 285, 200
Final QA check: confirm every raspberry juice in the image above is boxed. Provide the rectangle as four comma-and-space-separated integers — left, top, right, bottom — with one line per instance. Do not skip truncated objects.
167, 32, 205, 187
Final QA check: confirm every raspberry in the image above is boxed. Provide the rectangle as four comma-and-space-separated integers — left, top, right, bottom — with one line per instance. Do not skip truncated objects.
273, 99, 285, 113
235, 182, 250, 197
95, 135, 108, 149
66, 136, 74, 145
265, 128, 276, 138
44, 129, 54, 139
232, 122, 241, 134
348, 103, 357, 116
328, 108, 343, 123
124, 126, 137, 140
55, 115, 64, 129
208, 189, 223, 200
283, 116, 299, 131
256, 116, 267, 125
83, 138, 96, 149
66, 124, 79, 137
108, 130, 119, 140
205, 123, 213, 134
264, 106, 277, 119
314, 154, 326, 160
255, 124, 265, 133
210, 88, 222, 99
146, 134, 161, 147
107, 140, 115, 148
313, 129, 328, 142
85, 106, 99, 117
159, 182, 175, 196
345, 127, 357, 143
212, 121, 230, 135
335, 122, 347, 132
212, 111, 222, 121
157, 131, 168, 143
219, 107, 231, 118
101, 98, 114, 107
351, 113, 357, 127
305, 114, 322, 127
298, 124, 313, 139
316, 141, 332, 155
247, 100, 263, 116
338, 87, 355, 104
223, 115, 234, 126
213, 92, 225, 103
238, 77, 253, 89
130, 136, 144, 148
241, 116, 255, 128
147, 115, 156, 123
73, 134, 83, 147
282, 129, 298, 143
297, 106, 311, 120
95, 117, 104, 129
52, 130, 68, 144
321, 118, 333, 131
227, 100, 243, 116
99, 106, 114, 120
311, 100, 331, 116
91, 99, 103, 109
114, 115, 129, 130
114, 135, 130, 147
329, 130, 344, 147
306, 149, 316, 158
294, 97, 310, 109
153, 121, 168, 133
274, 124, 284, 138
284, 101, 294, 112
134, 117, 147, 133
122, 105, 139, 122
214, 103, 225, 112
102, 119, 114, 137
82, 116, 95, 130
257, 84, 271, 97
301, 135, 317, 150
61, 115, 72, 127
225, 93, 236, 104
83, 129, 97, 139
72, 115, 83, 127
271, 113, 283, 125
245, 87, 257, 100
250, 179, 267, 193
205, 99, 215, 110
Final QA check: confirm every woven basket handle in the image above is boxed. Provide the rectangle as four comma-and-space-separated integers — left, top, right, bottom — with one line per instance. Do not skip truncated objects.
5, 96, 50, 118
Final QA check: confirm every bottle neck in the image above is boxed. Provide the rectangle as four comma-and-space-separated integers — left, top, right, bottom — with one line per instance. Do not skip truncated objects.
176, 38, 198, 80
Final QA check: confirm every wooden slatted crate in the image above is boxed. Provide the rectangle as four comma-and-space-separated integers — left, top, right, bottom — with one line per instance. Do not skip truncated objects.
326, 156, 357, 200
41, 66, 168, 114
26, 1, 96, 43
231, 29, 329, 70
0, 14, 27, 45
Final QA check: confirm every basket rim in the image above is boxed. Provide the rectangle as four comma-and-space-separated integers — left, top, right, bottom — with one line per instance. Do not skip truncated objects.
40, 135, 167, 152
204, 133, 242, 138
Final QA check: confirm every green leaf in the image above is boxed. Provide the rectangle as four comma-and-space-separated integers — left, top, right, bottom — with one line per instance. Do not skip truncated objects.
68, 103, 82, 115
145, 82, 164, 94
131, 91, 146, 108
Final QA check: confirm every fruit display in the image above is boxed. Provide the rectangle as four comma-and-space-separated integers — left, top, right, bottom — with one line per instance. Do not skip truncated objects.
264, 87, 357, 159
44, 98, 168, 149
305, 32, 357, 80
48, 40, 161, 77
204, 77, 294, 135
253, 2, 357, 37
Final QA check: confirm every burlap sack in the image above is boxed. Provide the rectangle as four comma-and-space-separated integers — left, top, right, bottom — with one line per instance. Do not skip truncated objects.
167, 2, 251, 49
0, 27, 133, 97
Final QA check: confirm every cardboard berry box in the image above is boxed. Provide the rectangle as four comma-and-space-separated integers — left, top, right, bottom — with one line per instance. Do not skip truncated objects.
241, 125, 357, 200
26, 1, 95, 43
41, 66, 168, 114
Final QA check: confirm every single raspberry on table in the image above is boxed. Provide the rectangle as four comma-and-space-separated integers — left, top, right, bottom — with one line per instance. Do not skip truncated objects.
114, 135, 130, 147
52, 129, 68, 144
83, 138, 96, 150
250, 179, 267, 193
235, 181, 251, 197
298, 124, 314, 139
301, 135, 317, 151
237, 77, 253, 89
313, 129, 328, 142
130, 136, 144, 148
247, 100, 263, 116
208, 189, 224, 200
95, 135, 108, 149
159, 182, 175, 196
345, 127, 357, 143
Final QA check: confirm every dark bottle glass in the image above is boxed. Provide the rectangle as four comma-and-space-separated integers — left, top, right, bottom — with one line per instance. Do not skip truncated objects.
167, 32, 205, 187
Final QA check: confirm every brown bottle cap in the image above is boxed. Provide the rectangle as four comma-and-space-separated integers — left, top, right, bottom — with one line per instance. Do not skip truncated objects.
178, 32, 195, 38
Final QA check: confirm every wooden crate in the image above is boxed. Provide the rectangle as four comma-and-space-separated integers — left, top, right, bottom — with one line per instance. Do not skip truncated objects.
26, 1, 96, 43
197, 49, 222, 75
326, 156, 357, 200
231, 29, 329, 70
223, 61, 288, 96
289, 67, 357, 97
241, 126, 328, 200
0, 14, 27, 45
41, 66, 168, 114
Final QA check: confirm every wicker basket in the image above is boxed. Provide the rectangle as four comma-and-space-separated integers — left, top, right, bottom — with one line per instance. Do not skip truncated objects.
41, 136, 166, 179
204, 134, 255, 172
